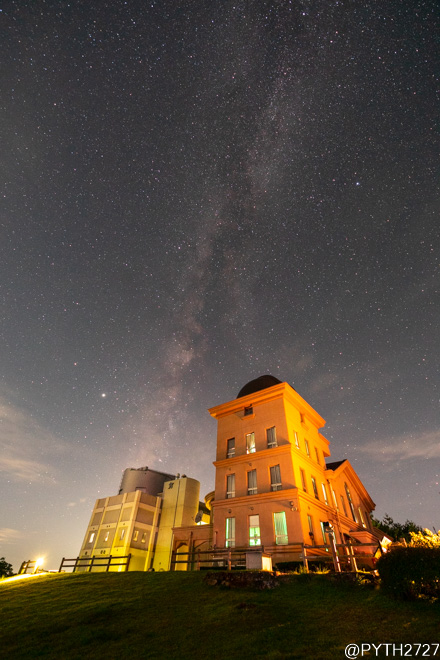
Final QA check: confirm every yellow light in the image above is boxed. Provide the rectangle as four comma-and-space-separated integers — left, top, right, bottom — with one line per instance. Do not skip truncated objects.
0, 573, 47, 586
34, 557, 44, 573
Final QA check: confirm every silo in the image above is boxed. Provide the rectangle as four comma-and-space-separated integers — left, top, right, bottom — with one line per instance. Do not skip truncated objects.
118, 466, 176, 496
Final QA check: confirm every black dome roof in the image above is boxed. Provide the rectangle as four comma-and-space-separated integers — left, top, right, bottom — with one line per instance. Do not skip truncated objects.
237, 375, 282, 399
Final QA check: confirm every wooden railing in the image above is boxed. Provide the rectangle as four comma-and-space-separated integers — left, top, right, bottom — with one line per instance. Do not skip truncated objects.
58, 554, 131, 573
171, 541, 379, 572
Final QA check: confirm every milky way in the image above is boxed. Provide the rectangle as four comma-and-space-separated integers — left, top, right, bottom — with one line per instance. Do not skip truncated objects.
1, 0, 438, 569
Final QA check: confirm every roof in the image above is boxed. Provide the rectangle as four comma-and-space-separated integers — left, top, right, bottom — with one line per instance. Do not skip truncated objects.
325, 459, 347, 471
237, 375, 282, 398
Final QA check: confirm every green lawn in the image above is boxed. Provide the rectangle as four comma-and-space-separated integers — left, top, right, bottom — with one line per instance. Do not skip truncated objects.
0, 571, 438, 659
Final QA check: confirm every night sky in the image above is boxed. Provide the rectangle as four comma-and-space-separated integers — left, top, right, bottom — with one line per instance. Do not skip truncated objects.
1, 1, 438, 571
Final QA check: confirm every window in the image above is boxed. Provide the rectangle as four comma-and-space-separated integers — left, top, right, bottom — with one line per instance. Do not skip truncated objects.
311, 476, 319, 500
226, 517, 235, 548
294, 431, 300, 449
331, 488, 338, 509
274, 512, 288, 545
307, 514, 315, 544
270, 465, 282, 491
247, 469, 257, 495
300, 468, 307, 492
340, 495, 348, 517
141, 532, 147, 543
227, 437, 235, 458
244, 405, 253, 416
321, 483, 329, 505
305, 439, 310, 457
358, 507, 366, 528
133, 530, 139, 542
89, 532, 95, 543
320, 522, 328, 545
249, 514, 261, 546
314, 447, 321, 465
226, 474, 235, 499
266, 426, 277, 448
246, 432, 256, 454
104, 531, 110, 542
344, 483, 357, 523
120, 528, 126, 541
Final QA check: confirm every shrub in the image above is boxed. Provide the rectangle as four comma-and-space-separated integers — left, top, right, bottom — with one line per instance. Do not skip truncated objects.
377, 546, 440, 600
409, 528, 440, 548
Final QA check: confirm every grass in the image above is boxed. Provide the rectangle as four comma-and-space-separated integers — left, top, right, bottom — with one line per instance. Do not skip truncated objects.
0, 571, 439, 659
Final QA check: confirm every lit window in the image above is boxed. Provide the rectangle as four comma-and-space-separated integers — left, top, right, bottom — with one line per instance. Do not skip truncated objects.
89, 532, 95, 543
305, 439, 310, 456
133, 530, 139, 541
315, 447, 321, 465
311, 477, 319, 500
320, 522, 328, 545
358, 507, 366, 528
270, 465, 282, 491
249, 514, 261, 546
226, 474, 235, 499
294, 431, 300, 449
247, 469, 257, 495
307, 514, 315, 544
274, 512, 288, 545
340, 495, 348, 517
227, 437, 235, 458
321, 483, 329, 505
120, 528, 126, 540
266, 426, 277, 448
141, 532, 147, 543
300, 469, 307, 492
225, 517, 235, 548
246, 432, 256, 454
344, 483, 357, 523
244, 405, 253, 416
104, 531, 109, 542
331, 488, 338, 509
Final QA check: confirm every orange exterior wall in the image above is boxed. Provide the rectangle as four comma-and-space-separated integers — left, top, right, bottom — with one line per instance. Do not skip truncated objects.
209, 381, 376, 564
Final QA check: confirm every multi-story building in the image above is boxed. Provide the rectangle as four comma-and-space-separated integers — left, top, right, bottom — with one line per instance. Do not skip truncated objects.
78, 467, 211, 571
78, 375, 386, 571
209, 375, 383, 566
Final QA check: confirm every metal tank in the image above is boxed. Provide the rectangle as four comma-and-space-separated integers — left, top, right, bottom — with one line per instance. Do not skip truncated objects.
118, 466, 176, 495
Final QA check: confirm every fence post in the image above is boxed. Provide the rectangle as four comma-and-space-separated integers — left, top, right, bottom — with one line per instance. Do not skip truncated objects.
302, 545, 309, 572
58, 558, 65, 573
347, 542, 358, 572
89, 556, 95, 572
125, 554, 131, 572
106, 555, 111, 572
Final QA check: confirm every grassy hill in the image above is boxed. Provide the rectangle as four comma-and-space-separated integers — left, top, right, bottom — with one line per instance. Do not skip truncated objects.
0, 571, 439, 659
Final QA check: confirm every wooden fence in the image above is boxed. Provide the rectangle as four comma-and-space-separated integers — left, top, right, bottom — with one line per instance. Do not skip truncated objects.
171, 541, 379, 572
58, 554, 132, 573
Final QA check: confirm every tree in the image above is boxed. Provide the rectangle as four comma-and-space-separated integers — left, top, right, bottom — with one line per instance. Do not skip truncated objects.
371, 513, 423, 543
0, 557, 14, 578
409, 528, 440, 548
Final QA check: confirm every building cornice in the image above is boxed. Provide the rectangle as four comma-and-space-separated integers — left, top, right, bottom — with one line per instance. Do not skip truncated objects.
208, 382, 326, 430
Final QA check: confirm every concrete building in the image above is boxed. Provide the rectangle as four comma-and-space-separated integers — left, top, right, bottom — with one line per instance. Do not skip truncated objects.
78, 467, 210, 571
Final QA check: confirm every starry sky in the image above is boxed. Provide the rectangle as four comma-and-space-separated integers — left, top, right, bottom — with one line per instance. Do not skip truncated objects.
1, 0, 438, 571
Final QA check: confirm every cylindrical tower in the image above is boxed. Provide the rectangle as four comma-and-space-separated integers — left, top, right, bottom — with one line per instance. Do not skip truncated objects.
118, 466, 176, 495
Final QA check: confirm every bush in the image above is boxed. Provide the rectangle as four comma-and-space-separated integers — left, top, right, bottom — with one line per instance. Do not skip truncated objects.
377, 546, 440, 600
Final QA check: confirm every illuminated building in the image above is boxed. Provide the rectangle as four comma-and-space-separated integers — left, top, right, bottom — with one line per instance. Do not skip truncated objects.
209, 376, 383, 566
78, 468, 211, 571
79, 376, 385, 571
